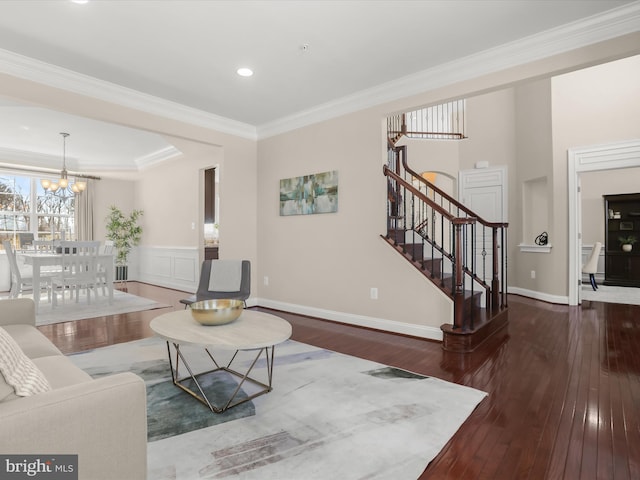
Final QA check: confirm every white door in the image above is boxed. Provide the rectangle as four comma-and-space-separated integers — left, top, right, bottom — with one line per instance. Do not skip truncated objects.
459, 167, 507, 285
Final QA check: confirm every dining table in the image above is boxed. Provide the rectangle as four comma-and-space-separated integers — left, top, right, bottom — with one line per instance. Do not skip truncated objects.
18, 251, 115, 313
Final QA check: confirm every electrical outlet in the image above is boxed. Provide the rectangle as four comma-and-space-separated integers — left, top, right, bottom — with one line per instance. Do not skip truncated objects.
531, 270, 536, 279
264, 276, 269, 286
370, 287, 378, 300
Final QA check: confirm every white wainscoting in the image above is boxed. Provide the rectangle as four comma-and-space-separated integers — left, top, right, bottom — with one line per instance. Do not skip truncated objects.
136, 246, 200, 293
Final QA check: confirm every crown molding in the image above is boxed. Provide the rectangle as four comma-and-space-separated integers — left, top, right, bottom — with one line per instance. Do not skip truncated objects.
0, 49, 257, 141
0, 145, 139, 172
257, 2, 640, 139
0, 146, 78, 170
136, 145, 183, 170
0, 3, 638, 142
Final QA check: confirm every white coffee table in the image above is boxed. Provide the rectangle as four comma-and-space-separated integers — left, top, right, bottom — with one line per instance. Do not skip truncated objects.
150, 308, 292, 413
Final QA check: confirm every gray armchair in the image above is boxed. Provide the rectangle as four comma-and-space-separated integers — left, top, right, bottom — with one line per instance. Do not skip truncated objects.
180, 259, 251, 308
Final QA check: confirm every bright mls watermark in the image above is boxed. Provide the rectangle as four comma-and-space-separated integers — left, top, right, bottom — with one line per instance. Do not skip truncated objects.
0, 455, 77, 479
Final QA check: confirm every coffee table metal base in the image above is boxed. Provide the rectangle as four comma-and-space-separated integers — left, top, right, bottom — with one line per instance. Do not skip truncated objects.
165, 341, 275, 414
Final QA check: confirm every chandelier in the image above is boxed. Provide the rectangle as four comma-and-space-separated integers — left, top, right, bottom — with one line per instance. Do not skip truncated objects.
40, 132, 87, 193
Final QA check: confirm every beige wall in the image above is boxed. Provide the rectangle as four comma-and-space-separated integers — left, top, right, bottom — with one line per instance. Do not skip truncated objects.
0, 31, 639, 326
0, 71, 259, 291
92, 177, 137, 242
551, 53, 640, 296
460, 88, 517, 173
256, 36, 640, 327
257, 112, 453, 331
133, 137, 222, 248
512, 79, 555, 294
397, 136, 460, 181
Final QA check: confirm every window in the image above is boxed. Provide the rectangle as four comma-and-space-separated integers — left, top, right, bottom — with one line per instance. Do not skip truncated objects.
0, 171, 75, 250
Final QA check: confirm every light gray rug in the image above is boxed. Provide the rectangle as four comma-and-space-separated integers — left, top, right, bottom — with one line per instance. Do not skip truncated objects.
581, 284, 640, 305
69, 336, 487, 480
32, 290, 170, 325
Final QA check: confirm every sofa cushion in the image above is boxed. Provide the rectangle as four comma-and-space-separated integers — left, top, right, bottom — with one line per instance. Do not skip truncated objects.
32, 356, 92, 389
0, 375, 18, 402
1, 324, 62, 359
0, 327, 51, 399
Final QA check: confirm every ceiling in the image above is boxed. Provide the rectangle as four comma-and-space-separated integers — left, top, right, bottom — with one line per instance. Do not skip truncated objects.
0, 0, 637, 174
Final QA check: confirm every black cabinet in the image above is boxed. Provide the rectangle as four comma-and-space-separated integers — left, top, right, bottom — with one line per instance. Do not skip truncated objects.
205, 247, 219, 260
204, 168, 216, 224
603, 193, 640, 287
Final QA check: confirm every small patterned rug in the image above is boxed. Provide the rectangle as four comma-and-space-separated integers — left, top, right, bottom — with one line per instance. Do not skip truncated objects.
69, 336, 487, 480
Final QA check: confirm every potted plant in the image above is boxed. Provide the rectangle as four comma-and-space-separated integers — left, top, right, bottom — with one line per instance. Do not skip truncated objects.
618, 235, 637, 252
105, 206, 143, 281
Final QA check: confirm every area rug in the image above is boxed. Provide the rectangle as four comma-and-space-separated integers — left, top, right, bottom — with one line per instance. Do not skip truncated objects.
32, 290, 170, 326
69, 336, 487, 480
581, 284, 640, 305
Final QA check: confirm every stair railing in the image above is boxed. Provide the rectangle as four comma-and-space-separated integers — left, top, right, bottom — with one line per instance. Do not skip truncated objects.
383, 145, 508, 331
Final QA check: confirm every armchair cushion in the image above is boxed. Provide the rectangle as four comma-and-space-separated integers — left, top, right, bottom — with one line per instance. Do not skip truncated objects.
209, 260, 242, 291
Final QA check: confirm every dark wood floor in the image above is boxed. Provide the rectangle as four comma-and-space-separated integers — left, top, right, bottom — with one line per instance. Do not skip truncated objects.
36, 282, 640, 479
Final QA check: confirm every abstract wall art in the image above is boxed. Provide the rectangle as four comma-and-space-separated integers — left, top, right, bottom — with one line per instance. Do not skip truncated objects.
279, 170, 338, 216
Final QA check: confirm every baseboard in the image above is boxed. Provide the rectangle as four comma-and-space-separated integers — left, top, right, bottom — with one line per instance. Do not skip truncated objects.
255, 298, 443, 341
507, 286, 569, 305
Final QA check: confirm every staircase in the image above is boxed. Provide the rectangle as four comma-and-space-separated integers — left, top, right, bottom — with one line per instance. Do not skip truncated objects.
382, 144, 508, 352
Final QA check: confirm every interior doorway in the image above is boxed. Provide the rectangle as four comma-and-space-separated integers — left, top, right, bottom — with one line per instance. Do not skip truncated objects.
568, 139, 640, 305
204, 167, 219, 260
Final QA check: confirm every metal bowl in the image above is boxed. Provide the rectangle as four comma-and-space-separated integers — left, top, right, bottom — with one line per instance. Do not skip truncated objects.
189, 299, 244, 326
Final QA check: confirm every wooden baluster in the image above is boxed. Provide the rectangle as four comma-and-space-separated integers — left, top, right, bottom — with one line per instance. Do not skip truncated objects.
491, 226, 500, 312
453, 219, 465, 331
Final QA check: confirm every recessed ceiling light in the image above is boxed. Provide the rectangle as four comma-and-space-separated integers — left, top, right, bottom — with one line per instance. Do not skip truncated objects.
237, 68, 254, 77
71, 0, 89, 4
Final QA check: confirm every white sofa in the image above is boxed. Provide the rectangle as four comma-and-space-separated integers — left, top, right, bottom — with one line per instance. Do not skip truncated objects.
0, 298, 147, 479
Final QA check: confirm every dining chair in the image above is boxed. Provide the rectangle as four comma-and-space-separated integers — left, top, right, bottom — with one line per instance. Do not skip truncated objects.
582, 241, 603, 291
31, 240, 62, 275
33, 239, 54, 252
180, 259, 251, 308
96, 240, 115, 296
51, 241, 101, 307
18, 232, 34, 250
2, 240, 53, 301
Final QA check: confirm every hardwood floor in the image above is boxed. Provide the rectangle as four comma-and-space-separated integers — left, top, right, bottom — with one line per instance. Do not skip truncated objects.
36, 283, 640, 479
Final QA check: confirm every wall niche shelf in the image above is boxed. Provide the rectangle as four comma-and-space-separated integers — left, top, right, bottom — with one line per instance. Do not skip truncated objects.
518, 244, 552, 253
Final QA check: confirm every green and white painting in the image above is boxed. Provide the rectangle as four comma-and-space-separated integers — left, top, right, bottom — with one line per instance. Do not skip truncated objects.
279, 170, 338, 216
